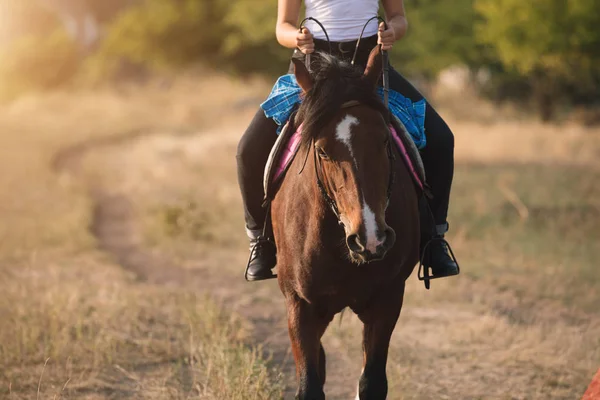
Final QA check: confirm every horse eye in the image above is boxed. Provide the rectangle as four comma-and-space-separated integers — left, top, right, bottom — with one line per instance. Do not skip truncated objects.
316, 146, 329, 160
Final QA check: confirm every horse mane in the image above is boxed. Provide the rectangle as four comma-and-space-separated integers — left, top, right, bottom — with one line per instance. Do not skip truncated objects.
296, 52, 388, 148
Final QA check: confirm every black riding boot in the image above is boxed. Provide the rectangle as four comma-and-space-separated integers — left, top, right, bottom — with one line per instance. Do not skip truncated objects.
244, 230, 277, 281
421, 223, 459, 278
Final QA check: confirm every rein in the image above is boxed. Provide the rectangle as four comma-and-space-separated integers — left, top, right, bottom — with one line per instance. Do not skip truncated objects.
351, 16, 391, 112
297, 17, 395, 225
299, 17, 331, 73
299, 16, 390, 110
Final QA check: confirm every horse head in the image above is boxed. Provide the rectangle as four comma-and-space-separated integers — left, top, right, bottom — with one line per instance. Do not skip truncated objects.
293, 47, 396, 264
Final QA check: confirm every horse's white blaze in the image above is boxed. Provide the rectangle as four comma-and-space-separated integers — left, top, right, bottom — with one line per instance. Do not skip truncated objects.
362, 201, 380, 253
337, 115, 382, 254
335, 115, 359, 161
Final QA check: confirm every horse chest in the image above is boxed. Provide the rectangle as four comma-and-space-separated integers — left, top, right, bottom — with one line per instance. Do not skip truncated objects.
291, 258, 402, 307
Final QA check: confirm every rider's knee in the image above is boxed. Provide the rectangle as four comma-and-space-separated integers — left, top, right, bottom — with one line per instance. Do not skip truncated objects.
442, 128, 455, 151
236, 133, 252, 164
428, 126, 454, 155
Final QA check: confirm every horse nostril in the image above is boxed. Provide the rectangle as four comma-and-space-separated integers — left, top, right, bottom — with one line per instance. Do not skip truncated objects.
373, 228, 396, 258
379, 232, 388, 246
347, 234, 365, 253
384, 228, 396, 246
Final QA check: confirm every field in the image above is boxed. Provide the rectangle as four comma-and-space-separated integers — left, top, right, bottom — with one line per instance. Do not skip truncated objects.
0, 73, 598, 399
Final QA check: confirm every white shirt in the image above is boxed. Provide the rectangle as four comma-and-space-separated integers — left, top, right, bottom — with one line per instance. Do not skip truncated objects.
304, 0, 380, 42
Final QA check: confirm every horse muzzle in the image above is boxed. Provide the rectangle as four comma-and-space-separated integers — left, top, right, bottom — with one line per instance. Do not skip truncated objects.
346, 227, 396, 263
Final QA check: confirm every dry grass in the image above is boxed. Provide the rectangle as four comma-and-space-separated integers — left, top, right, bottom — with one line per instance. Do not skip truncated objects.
0, 70, 598, 399
0, 73, 282, 399
0, 258, 280, 399
119, 88, 600, 398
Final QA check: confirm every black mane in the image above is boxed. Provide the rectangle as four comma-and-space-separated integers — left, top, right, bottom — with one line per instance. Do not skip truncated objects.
296, 52, 387, 148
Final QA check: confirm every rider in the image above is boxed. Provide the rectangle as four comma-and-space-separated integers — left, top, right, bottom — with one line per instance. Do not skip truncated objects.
236, 0, 458, 281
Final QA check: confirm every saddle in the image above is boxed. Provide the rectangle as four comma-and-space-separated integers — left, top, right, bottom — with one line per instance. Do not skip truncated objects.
262, 112, 427, 205
263, 110, 303, 206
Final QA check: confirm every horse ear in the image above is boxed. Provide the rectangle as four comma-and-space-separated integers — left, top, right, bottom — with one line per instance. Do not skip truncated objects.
292, 58, 313, 93
363, 45, 383, 88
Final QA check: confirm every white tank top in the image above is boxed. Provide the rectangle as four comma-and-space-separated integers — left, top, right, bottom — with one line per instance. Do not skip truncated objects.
304, 0, 379, 42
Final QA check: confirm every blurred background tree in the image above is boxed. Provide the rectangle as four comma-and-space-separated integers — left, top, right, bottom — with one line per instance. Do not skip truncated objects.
0, 0, 598, 120
392, 0, 487, 79
475, 0, 600, 120
220, 0, 289, 76
87, 0, 228, 78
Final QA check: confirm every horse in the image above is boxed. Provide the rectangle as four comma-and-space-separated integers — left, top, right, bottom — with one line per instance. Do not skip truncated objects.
271, 46, 421, 400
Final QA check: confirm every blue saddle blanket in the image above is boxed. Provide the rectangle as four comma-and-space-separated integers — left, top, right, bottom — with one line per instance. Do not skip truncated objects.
260, 74, 427, 149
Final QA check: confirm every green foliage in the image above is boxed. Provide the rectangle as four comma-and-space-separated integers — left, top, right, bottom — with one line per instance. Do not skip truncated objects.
221, 0, 278, 55
475, 0, 600, 118
1, 0, 599, 118
393, 0, 484, 78
475, 0, 600, 79
91, 0, 227, 75
90, 0, 288, 78
220, 0, 289, 76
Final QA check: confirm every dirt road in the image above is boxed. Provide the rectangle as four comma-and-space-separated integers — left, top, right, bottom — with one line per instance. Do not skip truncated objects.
47, 102, 600, 399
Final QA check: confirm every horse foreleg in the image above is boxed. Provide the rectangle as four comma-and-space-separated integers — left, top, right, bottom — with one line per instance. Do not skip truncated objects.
318, 342, 326, 387
286, 294, 331, 400
356, 280, 406, 400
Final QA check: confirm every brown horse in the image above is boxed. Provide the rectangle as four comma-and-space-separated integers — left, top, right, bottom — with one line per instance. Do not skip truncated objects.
271, 46, 420, 400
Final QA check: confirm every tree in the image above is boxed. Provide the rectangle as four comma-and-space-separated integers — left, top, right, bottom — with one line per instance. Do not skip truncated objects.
475, 0, 600, 119
91, 0, 229, 74
392, 0, 485, 79
91, 0, 291, 77
220, 0, 289, 76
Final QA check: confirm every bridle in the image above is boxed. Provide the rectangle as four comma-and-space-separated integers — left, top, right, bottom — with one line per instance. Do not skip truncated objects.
312, 101, 396, 225
299, 17, 396, 225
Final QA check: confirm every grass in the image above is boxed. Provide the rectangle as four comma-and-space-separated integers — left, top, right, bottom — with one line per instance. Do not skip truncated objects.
450, 162, 600, 312
138, 154, 600, 399
0, 73, 282, 399
0, 259, 281, 399
0, 70, 598, 398
126, 91, 600, 399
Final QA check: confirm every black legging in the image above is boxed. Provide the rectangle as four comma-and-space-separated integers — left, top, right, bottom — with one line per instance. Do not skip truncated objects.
237, 36, 454, 234
236, 110, 279, 233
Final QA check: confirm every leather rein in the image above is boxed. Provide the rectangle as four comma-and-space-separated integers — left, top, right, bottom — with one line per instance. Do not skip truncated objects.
300, 17, 396, 225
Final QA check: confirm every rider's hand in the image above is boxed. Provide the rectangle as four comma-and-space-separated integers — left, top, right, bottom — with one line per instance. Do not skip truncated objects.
296, 27, 315, 54
378, 22, 396, 51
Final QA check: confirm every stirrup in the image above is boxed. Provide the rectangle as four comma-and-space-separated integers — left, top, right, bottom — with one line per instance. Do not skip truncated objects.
418, 237, 460, 290
244, 236, 277, 282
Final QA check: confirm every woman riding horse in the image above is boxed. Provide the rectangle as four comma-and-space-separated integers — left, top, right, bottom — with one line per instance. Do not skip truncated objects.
236, 0, 458, 281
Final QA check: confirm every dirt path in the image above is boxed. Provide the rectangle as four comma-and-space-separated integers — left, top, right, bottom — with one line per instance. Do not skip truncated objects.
52, 126, 360, 399
51, 118, 600, 399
